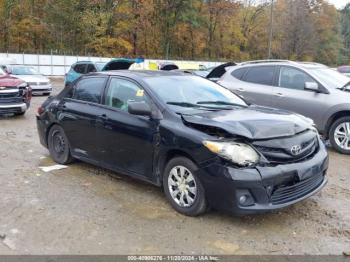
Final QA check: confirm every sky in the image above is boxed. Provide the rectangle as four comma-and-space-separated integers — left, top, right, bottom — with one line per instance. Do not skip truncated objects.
327, 0, 350, 9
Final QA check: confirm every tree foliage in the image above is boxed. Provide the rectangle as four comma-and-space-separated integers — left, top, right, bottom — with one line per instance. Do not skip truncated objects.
0, 0, 348, 65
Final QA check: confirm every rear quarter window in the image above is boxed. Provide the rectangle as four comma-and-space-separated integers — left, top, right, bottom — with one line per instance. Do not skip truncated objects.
231, 68, 248, 80
242, 66, 275, 85
73, 64, 86, 74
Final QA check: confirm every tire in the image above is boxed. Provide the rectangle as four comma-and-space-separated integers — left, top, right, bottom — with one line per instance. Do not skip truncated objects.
163, 157, 207, 216
329, 116, 350, 154
48, 125, 74, 164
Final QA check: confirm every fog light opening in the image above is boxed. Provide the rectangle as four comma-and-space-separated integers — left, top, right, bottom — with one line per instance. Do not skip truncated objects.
237, 190, 255, 207
239, 195, 248, 204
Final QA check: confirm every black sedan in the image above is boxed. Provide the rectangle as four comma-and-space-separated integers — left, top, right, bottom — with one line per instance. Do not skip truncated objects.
36, 71, 328, 216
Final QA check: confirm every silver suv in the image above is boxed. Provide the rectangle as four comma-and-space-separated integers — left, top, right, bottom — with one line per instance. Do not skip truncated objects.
218, 60, 350, 154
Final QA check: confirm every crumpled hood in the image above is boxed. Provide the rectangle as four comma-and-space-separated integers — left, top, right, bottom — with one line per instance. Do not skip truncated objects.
12, 74, 49, 83
181, 105, 313, 140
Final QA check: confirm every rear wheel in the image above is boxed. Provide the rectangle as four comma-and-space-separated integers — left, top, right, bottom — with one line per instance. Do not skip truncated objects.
163, 157, 207, 216
48, 125, 74, 164
329, 117, 350, 154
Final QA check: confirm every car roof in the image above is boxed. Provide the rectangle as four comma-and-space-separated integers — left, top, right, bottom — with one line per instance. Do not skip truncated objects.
90, 70, 187, 78
233, 60, 327, 70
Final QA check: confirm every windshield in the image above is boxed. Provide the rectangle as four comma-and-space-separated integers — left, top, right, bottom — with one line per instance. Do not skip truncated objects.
308, 67, 350, 89
145, 75, 247, 111
12, 66, 39, 75
95, 62, 107, 71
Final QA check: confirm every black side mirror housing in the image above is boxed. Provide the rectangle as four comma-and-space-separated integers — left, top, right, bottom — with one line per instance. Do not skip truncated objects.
128, 101, 152, 116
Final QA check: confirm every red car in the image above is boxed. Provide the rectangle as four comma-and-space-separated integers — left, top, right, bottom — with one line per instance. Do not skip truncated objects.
0, 67, 32, 115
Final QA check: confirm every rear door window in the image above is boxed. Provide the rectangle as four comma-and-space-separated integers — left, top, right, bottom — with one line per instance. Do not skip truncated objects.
73, 77, 106, 103
73, 64, 87, 74
242, 66, 275, 85
279, 66, 317, 90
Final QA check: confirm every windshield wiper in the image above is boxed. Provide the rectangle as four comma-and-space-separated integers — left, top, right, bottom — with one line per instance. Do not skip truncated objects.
197, 101, 247, 107
167, 101, 232, 110
167, 102, 201, 108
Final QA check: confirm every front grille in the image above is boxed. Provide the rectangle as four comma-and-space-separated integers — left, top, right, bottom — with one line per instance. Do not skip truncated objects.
32, 88, 51, 92
0, 107, 23, 115
253, 130, 318, 164
0, 88, 21, 100
28, 82, 49, 86
0, 92, 19, 99
270, 173, 324, 205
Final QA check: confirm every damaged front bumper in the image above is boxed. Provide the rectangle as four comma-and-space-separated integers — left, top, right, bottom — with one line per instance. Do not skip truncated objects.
198, 137, 328, 215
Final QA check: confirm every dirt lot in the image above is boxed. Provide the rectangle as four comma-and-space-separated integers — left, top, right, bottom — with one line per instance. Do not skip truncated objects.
0, 78, 349, 255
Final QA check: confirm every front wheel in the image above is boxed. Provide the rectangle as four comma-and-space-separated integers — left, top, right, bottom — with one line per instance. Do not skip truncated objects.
48, 125, 74, 164
163, 157, 207, 216
329, 117, 350, 154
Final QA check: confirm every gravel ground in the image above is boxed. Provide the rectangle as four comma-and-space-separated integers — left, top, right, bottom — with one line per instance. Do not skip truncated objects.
0, 78, 349, 255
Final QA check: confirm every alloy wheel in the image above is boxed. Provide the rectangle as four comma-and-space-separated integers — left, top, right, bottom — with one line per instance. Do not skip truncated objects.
334, 122, 350, 150
52, 131, 66, 155
168, 166, 197, 207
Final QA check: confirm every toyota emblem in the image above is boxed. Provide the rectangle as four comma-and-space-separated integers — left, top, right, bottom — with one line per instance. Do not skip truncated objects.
291, 145, 302, 156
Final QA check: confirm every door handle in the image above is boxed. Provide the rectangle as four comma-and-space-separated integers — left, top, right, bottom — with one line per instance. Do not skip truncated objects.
275, 92, 284, 97
238, 88, 245, 91
95, 114, 108, 127
99, 114, 108, 120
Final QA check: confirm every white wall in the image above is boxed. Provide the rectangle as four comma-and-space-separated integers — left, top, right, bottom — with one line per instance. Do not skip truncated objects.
0, 53, 222, 76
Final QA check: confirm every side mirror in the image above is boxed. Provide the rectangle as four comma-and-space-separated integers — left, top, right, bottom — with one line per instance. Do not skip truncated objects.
128, 101, 152, 116
1, 66, 11, 74
304, 82, 319, 92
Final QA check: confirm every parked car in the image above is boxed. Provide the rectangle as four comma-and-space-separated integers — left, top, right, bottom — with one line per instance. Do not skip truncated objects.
159, 62, 179, 71
1, 65, 52, 95
218, 60, 350, 154
64, 58, 139, 87
37, 71, 328, 216
337, 65, 350, 77
0, 67, 31, 115
206, 62, 236, 82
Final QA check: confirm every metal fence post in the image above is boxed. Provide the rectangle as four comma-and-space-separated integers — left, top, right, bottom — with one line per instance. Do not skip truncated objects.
51, 49, 53, 76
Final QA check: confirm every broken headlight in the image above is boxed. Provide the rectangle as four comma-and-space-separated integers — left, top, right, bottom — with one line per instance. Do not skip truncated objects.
203, 141, 259, 167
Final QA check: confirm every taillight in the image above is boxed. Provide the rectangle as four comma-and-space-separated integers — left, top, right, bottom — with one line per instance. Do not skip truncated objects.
37, 106, 45, 116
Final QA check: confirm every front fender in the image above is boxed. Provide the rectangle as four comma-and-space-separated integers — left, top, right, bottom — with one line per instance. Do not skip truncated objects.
322, 104, 350, 134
